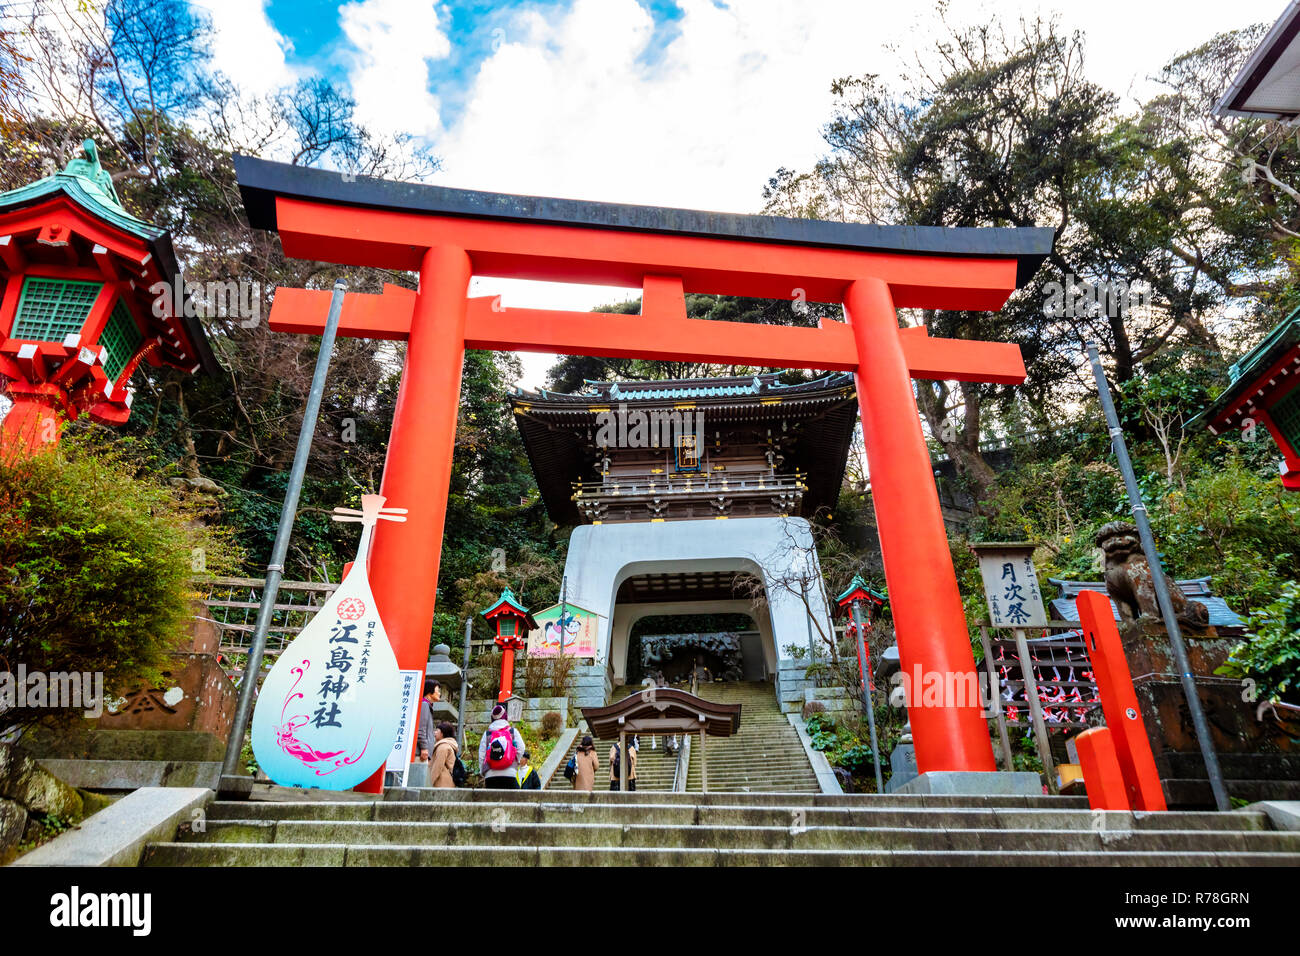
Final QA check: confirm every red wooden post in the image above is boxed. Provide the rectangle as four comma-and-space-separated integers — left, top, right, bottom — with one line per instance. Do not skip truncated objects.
845, 277, 996, 774
1073, 726, 1130, 811
354, 245, 472, 794
1076, 590, 1167, 811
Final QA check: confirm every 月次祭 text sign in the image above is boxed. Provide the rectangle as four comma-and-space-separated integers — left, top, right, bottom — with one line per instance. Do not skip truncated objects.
972, 542, 1048, 628
250, 496, 407, 790
526, 602, 599, 657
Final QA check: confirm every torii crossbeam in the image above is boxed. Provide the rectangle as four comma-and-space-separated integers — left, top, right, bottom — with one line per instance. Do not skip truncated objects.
235, 155, 1054, 784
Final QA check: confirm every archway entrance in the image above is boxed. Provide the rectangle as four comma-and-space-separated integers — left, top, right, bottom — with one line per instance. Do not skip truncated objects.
235, 153, 1053, 784
627, 612, 760, 686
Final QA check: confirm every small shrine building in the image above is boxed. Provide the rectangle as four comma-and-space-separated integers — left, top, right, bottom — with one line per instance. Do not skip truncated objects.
510, 371, 856, 699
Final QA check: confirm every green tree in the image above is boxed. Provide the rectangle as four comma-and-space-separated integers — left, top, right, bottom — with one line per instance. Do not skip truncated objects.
0, 436, 238, 732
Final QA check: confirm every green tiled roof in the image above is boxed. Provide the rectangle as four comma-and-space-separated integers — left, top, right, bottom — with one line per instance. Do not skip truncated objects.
481, 587, 531, 618
835, 573, 886, 606
1190, 305, 1300, 430
0, 139, 162, 243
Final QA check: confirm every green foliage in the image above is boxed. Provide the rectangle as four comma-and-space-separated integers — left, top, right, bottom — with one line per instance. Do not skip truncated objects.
0, 436, 238, 729
803, 712, 878, 785
1217, 581, 1300, 706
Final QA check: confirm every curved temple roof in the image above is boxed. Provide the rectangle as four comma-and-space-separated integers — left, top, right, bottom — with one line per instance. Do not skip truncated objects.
0, 142, 217, 375
580, 687, 742, 740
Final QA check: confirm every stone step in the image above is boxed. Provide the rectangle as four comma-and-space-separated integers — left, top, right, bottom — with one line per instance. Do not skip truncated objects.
141, 841, 1300, 867
176, 819, 1300, 853
204, 799, 1273, 831
252, 788, 1091, 809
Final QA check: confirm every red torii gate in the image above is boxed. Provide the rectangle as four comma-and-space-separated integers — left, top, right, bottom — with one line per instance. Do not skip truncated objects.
235, 156, 1053, 785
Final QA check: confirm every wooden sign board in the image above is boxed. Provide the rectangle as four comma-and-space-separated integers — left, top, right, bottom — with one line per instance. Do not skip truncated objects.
972, 542, 1048, 628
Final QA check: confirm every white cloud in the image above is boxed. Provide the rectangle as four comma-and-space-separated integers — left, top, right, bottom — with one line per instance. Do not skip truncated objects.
338, 0, 451, 140
196, 0, 296, 96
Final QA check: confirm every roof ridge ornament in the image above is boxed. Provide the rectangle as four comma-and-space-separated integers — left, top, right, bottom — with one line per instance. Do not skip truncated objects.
60, 138, 124, 210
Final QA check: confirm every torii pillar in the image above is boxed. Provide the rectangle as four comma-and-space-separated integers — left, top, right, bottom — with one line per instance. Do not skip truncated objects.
236, 153, 1054, 782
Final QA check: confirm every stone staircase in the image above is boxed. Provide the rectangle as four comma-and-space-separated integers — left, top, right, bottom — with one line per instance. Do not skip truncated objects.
552, 685, 680, 791
550, 681, 820, 793
685, 681, 820, 793
140, 789, 1300, 866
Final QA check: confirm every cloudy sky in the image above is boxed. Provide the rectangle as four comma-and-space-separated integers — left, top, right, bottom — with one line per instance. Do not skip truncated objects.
192, 0, 1287, 386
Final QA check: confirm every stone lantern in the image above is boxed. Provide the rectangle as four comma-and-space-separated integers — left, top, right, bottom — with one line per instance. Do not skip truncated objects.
480, 588, 536, 704
0, 140, 214, 456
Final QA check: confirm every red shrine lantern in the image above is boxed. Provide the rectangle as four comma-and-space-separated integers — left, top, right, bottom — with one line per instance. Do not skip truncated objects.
480, 588, 537, 704
0, 140, 214, 458
835, 574, 887, 689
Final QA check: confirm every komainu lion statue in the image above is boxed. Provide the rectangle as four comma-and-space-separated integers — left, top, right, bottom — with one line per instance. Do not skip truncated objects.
1095, 521, 1209, 628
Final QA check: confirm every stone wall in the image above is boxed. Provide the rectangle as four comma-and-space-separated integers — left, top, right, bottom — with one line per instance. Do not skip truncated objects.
0, 744, 108, 863
461, 661, 610, 733
776, 660, 856, 717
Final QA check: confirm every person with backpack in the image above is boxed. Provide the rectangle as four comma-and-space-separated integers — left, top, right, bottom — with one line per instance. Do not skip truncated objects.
609, 735, 638, 792
430, 721, 461, 788
570, 735, 598, 791
478, 703, 526, 789
516, 750, 541, 790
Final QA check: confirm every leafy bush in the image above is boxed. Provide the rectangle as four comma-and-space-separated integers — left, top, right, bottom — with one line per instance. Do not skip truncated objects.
801, 700, 826, 719
0, 438, 237, 731
540, 710, 563, 739
1216, 580, 1300, 706
474, 649, 502, 699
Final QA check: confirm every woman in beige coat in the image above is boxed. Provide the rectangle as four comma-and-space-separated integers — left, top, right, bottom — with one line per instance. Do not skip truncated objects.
573, 735, 599, 791
429, 721, 460, 788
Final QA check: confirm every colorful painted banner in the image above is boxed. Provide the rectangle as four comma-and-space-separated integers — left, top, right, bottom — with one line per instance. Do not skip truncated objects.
250, 496, 407, 790
526, 602, 600, 657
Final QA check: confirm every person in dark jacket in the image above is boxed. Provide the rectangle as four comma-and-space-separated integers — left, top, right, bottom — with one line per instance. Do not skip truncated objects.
415, 678, 441, 764
516, 750, 541, 789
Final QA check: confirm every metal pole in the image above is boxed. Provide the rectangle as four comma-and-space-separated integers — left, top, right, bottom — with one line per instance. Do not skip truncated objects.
220, 280, 348, 784
803, 577, 816, 664
850, 599, 884, 793
1086, 342, 1229, 811
1013, 627, 1058, 795
457, 617, 472, 751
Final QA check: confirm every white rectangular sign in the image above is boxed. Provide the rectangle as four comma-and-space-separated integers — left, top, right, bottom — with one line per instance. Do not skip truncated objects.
977, 550, 1048, 628
386, 669, 423, 786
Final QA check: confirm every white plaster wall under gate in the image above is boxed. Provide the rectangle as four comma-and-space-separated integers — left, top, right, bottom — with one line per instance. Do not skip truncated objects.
558, 516, 836, 693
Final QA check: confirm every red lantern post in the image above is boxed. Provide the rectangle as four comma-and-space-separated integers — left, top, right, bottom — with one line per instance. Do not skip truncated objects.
0, 140, 213, 458
480, 588, 537, 704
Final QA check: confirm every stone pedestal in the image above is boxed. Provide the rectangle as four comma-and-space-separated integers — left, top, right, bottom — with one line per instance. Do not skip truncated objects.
891, 770, 1043, 796
884, 723, 919, 793
20, 611, 239, 792
1118, 620, 1299, 805
98, 613, 237, 743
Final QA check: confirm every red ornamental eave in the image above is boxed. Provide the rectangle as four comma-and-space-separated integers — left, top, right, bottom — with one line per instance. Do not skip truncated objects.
1204, 344, 1300, 433
0, 196, 203, 375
